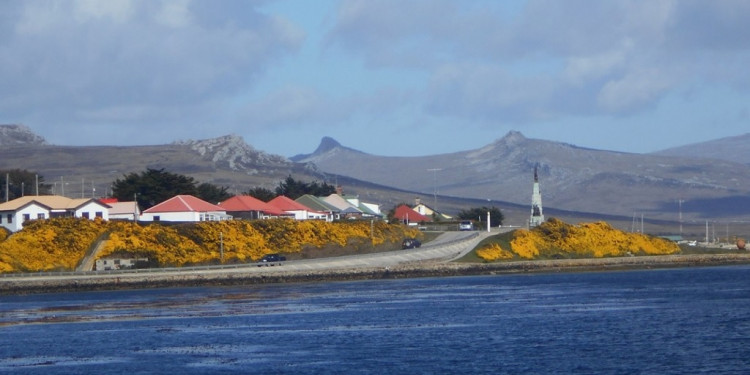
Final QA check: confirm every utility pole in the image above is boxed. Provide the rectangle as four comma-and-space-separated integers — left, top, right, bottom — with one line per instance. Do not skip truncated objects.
427, 168, 441, 212
220, 231, 224, 263
677, 199, 684, 236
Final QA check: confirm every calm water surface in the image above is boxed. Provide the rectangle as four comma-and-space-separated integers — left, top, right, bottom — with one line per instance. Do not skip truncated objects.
1, 266, 749, 374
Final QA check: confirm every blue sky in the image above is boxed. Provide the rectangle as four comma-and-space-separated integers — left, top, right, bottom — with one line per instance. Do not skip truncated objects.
2, 0, 749, 157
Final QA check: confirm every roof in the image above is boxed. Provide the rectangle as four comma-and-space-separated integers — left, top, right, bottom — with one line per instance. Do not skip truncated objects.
323, 194, 360, 211
393, 204, 432, 222
108, 201, 140, 215
143, 195, 225, 213
295, 195, 340, 213
218, 195, 286, 216
0, 195, 109, 212
267, 195, 316, 212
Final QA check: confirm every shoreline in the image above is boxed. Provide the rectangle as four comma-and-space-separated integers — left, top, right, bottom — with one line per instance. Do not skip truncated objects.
2, 253, 750, 295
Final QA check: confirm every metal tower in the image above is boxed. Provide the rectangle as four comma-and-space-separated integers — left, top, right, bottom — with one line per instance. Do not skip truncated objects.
529, 165, 544, 227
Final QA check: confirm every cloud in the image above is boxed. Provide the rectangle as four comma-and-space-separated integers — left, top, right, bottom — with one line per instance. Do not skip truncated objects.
0, 0, 304, 134
327, 0, 750, 122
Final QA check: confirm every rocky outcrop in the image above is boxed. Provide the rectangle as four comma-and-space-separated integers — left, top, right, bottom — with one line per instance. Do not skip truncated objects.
174, 134, 293, 172
0, 124, 48, 146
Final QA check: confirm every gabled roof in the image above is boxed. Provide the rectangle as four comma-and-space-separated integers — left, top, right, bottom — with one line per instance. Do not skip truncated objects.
108, 201, 140, 215
393, 204, 431, 222
323, 194, 360, 211
357, 202, 381, 216
143, 195, 225, 213
295, 195, 340, 213
267, 195, 315, 212
219, 195, 286, 216
0, 195, 109, 212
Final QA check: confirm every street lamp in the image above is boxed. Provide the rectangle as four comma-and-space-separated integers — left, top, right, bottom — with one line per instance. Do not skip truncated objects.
427, 168, 441, 211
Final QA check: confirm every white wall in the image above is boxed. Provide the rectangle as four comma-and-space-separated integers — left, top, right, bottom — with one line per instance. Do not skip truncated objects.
74, 201, 110, 221
1, 204, 49, 232
140, 211, 231, 222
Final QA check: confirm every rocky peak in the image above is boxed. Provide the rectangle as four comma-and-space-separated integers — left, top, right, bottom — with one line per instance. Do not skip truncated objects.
174, 134, 291, 171
315, 136, 342, 154
0, 124, 48, 146
496, 131, 527, 147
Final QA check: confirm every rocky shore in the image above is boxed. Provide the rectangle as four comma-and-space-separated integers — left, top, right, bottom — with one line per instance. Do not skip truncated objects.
2, 253, 749, 295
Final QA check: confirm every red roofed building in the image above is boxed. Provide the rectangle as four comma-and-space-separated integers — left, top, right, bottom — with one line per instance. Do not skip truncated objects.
141, 195, 231, 222
267, 196, 328, 220
218, 195, 289, 219
392, 204, 432, 225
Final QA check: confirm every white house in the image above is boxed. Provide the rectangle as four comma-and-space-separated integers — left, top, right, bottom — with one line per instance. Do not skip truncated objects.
100, 198, 140, 221
0, 195, 111, 232
139, 195, 231, 222
267, 195, 328, 220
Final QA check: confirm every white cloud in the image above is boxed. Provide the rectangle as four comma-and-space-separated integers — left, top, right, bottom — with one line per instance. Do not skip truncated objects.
0, 1, 304, 137
73, 0, 135, 23
327, 0, 750, 123
154, 0, 192, 28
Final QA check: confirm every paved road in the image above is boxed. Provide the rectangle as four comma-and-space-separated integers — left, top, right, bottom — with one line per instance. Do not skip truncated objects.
0, 229, 510, 284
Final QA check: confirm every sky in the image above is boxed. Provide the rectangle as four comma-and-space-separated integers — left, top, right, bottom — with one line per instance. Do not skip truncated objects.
2, 0, 749, 157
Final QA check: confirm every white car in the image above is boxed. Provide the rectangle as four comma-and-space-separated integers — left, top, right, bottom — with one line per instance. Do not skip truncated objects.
459, 221, 473, 231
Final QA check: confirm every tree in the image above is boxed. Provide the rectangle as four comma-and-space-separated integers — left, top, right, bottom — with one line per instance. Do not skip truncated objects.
274, 176, 336, 200
197, 183, 231, 204
244, 187, 276, 202
112, 168, 199, 209
458, 206, 504, 227
0, 169, 50, 201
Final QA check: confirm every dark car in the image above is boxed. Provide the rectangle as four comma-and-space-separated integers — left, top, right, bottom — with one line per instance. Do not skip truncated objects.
401, 238, 422, 249
260, 253, 286, 265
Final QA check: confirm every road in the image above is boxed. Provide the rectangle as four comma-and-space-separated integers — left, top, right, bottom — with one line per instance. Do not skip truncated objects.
0, 229, 511, 290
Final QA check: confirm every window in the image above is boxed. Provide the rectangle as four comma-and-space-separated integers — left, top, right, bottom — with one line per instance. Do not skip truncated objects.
23, 214, 30, 222
37, 213, 45, 219
153, 215, 161, 221
82, 212, 90, 219
6, 214, 12, 223
95, 211, 103, 218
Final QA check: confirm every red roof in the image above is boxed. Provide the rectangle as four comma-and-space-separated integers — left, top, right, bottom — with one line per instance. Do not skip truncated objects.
267, 195, 316, 212
143, 195, 225, 213
218, 195, 286, 216
393, 204, 432, 222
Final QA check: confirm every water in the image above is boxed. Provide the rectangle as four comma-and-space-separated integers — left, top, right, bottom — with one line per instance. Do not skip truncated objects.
1, 266, 749, 374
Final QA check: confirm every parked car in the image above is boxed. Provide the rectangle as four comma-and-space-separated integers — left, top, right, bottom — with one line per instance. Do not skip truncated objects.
459, 220, 474, 231
260, 253, 286, 265
402, 238, 422, 249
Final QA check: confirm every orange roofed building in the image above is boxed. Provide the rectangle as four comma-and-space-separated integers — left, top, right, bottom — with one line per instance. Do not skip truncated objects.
218, 195, 290, 220
392, 204, 432, 225
267, 196, 329, 220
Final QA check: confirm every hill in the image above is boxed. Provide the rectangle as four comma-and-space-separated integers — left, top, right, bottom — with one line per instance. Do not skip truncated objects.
652, 133, 750, 165
293, 131, 750, 221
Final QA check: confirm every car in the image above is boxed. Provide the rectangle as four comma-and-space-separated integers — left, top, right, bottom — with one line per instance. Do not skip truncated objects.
401, 238, 422, 249
259, 253, 286, 265
459, 221, 473, 231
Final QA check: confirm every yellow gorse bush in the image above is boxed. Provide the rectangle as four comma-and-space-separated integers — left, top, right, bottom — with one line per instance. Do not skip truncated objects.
509, 218, 679, 259
476, 243, 514, 262
0, 218, 109, 272
0, 218, 421, 272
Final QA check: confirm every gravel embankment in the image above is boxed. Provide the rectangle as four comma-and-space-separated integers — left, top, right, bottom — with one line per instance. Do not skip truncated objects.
2, 253, 749, 295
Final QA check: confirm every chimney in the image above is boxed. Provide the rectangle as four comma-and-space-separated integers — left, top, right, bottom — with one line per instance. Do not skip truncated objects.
415, 197, 421, 206
336, 185, 343, 195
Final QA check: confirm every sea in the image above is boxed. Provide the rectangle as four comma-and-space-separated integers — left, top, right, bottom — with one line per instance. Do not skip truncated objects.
1, 265, 749, 374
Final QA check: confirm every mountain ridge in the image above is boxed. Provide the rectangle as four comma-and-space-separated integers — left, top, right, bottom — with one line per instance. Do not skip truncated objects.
295, 131, 750, 221
2, 124, 749, 222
